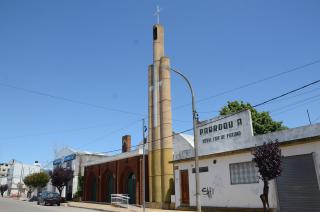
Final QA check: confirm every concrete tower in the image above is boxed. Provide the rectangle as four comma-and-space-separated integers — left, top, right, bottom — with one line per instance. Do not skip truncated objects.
148, 24, 174, 207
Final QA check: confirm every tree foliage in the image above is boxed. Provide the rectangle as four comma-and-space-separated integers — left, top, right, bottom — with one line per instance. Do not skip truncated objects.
74, 176, 84, 200
23, 172, 50, 191
252, 141, 282, 180
0, 184, 8, 197
219, 101, 287, 135
50, 167, 73, 196
252, 141, 282, 211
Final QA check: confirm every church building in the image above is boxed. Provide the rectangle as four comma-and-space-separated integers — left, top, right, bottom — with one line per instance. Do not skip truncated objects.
83, 135, 148, 204
82, 19, 178, 208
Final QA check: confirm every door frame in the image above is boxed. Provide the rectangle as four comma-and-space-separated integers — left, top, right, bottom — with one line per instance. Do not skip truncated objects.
180, 169, 190, 205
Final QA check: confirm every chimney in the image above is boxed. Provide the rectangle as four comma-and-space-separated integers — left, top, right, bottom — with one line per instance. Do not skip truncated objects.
122, 135, 131, 153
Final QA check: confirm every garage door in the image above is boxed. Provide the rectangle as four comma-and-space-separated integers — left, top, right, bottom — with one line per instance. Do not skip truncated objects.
276, 154, 320, 212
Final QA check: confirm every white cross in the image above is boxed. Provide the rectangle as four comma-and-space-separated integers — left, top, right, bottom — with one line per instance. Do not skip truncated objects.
153, 5, 162, 24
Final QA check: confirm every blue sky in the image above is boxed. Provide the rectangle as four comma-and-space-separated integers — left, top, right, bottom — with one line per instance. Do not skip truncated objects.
1, 0, 320, 166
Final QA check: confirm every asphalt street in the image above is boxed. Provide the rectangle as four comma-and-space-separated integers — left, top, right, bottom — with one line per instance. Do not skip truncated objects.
0, 198, 97, 212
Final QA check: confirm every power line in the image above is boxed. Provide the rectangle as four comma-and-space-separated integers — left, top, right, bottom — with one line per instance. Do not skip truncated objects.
271, 94, 320, 116
77, 119, 142, 149
83, 79, 320, 154
80, 100, 318, 159
254, 86, 320, 106
0, 122, 121, 140
0, 82, 145, 117
43, 78, 320, 157
6, 60, 319, 156
172, 59, 320, 111
253, 79, 320, 107
196, 79, 320, 126
99, 128, 193, 155
0, 82, 191, 124
198, 84, 320, 115
199, 80, 320, 128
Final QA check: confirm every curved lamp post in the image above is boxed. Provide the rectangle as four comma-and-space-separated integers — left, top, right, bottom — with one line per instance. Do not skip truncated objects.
170, 67, 201, 212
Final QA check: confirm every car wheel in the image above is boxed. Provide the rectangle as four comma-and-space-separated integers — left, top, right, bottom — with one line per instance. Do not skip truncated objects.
37, 201, 39, 205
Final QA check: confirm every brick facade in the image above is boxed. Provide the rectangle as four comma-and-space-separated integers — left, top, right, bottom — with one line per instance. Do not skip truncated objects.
84, 155, 149, 205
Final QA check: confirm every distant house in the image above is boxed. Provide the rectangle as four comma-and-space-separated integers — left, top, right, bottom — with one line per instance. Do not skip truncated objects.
0, 163, 10, 196
52, 147, 108, 200
6, 160, 41, 197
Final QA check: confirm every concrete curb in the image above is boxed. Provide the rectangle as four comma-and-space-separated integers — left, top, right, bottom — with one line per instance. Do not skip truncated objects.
66, 202, 134, 212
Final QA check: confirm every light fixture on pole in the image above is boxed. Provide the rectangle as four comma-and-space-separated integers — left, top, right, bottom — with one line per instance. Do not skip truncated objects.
169, 67, 201, 212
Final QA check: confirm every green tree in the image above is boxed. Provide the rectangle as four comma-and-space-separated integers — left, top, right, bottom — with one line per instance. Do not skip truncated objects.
74, 176, 84, 200
219, 101, 287, 135
23, 172, 50, 192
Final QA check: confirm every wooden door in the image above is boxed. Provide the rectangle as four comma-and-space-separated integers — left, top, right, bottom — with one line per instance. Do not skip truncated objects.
180, 170, 190, 205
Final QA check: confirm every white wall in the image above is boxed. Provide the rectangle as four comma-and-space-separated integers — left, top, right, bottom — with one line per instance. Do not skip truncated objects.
7, 162, 41, 196
174, 140, 320, 209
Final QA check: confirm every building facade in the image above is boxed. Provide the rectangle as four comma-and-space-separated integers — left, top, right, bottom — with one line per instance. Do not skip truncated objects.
0, 163, 10, 196
172, 111, 320, 211
53, 147, 107, 200
83, 135, 148, 205
6, 160, 41, 197
0, 163, 10, 178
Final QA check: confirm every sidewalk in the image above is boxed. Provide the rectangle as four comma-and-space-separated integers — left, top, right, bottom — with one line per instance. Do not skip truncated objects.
65, 201, 193, 212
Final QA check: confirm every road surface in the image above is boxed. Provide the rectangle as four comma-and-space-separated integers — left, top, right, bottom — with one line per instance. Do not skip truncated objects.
0, 197, 98, 212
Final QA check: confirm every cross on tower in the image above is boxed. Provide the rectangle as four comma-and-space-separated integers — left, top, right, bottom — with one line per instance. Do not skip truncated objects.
153, 5, 162, 24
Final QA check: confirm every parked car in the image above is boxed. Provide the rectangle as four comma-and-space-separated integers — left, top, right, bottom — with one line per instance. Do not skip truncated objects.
37, 192, 61, 206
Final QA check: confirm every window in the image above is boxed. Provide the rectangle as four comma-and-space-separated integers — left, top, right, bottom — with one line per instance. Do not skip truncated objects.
153, 26, 157, 40
229, 161, 259, 184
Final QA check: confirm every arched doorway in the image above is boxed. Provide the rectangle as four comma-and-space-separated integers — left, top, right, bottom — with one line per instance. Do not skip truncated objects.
91, 176, 97, 201
127, 173, 136, 204
106, 173, 115, 203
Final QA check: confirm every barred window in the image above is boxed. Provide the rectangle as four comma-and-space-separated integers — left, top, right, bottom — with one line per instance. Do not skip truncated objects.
229, 161, 259, 184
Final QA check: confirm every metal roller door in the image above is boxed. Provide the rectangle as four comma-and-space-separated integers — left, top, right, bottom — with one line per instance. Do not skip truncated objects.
276, 154, 320, 212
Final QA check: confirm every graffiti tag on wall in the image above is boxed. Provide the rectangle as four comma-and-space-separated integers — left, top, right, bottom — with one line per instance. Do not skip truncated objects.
201, 186, 215, 199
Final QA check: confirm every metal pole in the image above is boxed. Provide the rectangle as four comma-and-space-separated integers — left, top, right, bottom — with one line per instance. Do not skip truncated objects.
307, 109, 312, 125
142, 118, 146, 212
170, 68, 201, 212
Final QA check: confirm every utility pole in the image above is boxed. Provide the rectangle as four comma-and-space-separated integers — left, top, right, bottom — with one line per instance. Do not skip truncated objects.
142, 118, 147, 212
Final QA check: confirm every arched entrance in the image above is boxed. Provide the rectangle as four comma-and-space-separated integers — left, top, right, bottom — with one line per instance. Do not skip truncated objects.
91, 176, 97, 201
127, 173, 136, 204
106, 173, 115, 203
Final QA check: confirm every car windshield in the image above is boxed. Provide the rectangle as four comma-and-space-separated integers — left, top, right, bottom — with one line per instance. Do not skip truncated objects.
40, 192, 48, 197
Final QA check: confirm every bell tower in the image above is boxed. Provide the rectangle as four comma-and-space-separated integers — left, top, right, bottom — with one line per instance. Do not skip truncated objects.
148, 19, 174, 207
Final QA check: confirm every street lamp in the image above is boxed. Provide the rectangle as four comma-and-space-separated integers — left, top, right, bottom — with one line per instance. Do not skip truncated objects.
170, 67, 201, 212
